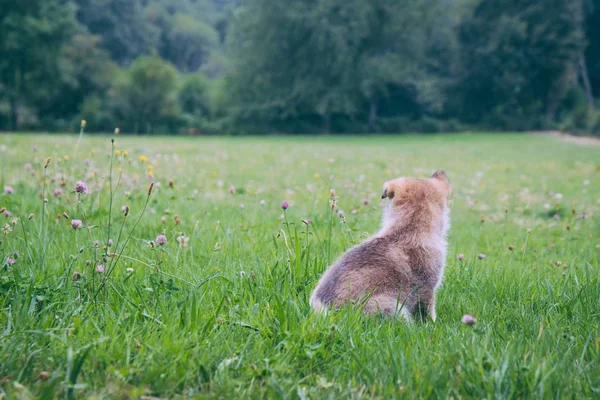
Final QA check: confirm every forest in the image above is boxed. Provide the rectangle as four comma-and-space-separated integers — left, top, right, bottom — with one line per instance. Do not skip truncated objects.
1, 0, 599, 135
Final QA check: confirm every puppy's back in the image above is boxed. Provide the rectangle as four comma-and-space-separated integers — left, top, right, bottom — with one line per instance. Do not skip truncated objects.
310, 237, 411, 312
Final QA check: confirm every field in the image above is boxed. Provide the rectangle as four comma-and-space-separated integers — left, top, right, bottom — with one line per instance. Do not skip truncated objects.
0, 133, 599, 399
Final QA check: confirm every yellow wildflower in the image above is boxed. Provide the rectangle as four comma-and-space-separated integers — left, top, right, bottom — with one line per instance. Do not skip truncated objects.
123, 150, 128, 157
63, 155, 69, 161
139, 155, 148, 163
314, 173, 320, 179
114, 149, 121, 156
81, 119, 87, 128
147, 164, 153, 170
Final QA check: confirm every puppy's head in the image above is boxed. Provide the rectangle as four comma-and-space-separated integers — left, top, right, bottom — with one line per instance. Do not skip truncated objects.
381, 170, 451, 228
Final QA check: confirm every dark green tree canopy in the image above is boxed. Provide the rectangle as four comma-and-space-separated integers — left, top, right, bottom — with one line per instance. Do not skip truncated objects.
0, 0, 599, 134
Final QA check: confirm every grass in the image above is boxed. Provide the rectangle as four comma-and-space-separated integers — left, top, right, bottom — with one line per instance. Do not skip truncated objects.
0, 133, 599, 399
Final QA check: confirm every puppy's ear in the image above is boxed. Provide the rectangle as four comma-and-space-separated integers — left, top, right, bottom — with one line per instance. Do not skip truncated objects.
432, 170, 449, 182
381, 180, 398, 199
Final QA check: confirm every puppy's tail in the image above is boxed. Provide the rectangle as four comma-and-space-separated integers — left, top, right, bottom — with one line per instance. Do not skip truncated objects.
309, 291, 326, 313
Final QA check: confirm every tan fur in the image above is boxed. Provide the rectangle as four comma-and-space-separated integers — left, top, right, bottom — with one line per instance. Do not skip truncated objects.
309, 171, 451, 321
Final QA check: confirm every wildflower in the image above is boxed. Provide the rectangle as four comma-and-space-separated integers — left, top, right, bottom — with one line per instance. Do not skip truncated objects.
363, 199, 369, 205
554, 193, 563, 201
174, 215, 181, 225
3, 223, 13, 235
114, 149, 121, 156
161, 216, 166, 223
72, 272, 82, 282
80, 119, 87, 128
239, 203, 245, 209
461, 314, 477, 325
584, 180, 590, 186
477, 253, 486, 260
3, 209, 11, 217
555, 260, 562, 266
177, 234, 189, 248
148, 240, 156, 248
302, 218, 312, 225
240, 271, 246, 278
95, 264, 105, 273
4, 186, 14, 195
330, 189, 336, 197
75, 181, 88, 194
351, 209, 358, 215
457, 254, 464, 261
337, 210, 345, 218
107, 239, 113, 247
38, 371, 50, 381
6, 257, 15, 265
114, 127, 120, 135
156, 234, 167, 245
260, 199, 266, 206
126, 267, 134, 274
33, 145, 38, 152
228, 185, 236, 194
121, 205, 129, 216
25, 163, 32, 170
71, 219, 83, 230
139, 155, 148, 163
53, 188, 63, 196
281, 201, 289, 210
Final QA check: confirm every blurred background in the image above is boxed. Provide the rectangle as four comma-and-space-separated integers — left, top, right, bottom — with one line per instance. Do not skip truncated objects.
0, 0, 598, 135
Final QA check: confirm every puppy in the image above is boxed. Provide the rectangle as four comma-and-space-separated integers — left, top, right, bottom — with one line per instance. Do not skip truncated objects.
310, 171, 451, 321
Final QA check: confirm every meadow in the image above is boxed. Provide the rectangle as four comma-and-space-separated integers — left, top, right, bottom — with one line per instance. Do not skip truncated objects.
0, 133, 599, 399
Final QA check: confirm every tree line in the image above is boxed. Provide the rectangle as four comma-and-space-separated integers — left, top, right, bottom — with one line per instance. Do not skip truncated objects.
1, 0, 599, 135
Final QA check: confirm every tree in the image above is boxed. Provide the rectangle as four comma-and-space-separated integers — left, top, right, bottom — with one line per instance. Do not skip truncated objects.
112, 56, 180, 133
583, 0, 599, 105
34, 33, 117, 128
0, 0, 78, 129
75, 0, 157, 65
226, 0, 451, 133
456, 0, 585, 127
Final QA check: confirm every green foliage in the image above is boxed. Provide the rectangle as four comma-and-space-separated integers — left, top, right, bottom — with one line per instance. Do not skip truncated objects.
75, 0, 157, 65
111, 56, 181, 133
0, 0, 78, 130
1, 0, 600, 133
456, 0, 585, 128
226, 0, 454, 133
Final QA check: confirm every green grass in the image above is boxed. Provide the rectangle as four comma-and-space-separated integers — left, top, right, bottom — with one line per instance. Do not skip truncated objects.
0, 133, 599, 399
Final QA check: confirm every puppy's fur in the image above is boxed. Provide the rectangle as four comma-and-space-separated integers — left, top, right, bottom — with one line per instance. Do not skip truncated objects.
310, 171, 451, 321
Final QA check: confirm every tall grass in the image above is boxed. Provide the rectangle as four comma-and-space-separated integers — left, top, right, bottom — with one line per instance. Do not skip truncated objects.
0, 133, 598, 398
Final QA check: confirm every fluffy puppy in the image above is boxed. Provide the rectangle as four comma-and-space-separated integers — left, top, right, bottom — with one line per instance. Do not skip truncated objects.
309, 171, 451, 321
